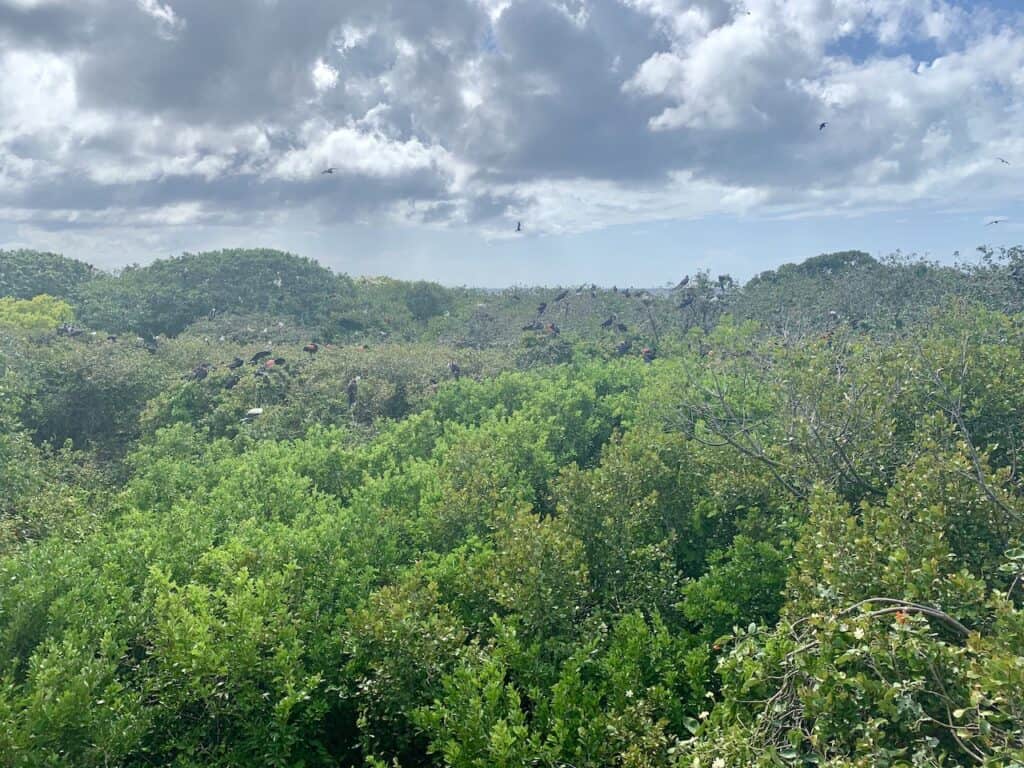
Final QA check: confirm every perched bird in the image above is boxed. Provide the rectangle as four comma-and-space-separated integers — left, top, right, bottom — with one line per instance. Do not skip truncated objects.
675, 275, 690, 289
303, 342, 320, 355
998, 157, 1011, 165
250, 350, 272, 364
241, 407, 264, 424
600, 316, 615, 329
537, 302, 547, 315
819, 121, 828, 131
223, 375, 240, 390
447, 360, 461, 380
987, 218, 1007, 226
553, 289, 569, 302
188, 364, 210, 381
347, 377, 359, 407
227, 357, 245, 370
322, 167, 336, 175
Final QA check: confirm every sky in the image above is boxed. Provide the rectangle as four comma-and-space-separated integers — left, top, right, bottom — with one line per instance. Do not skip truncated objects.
0, 0, 1022, 286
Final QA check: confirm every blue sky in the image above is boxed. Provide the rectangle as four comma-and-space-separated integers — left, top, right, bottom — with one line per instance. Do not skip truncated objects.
1, 0, 1022, 285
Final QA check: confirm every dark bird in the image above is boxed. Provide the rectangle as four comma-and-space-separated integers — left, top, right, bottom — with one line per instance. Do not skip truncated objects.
303, 343, 319, 355
347, 377, 359, 407
447, 360, 461, 380
537, 302, 547, 315
553, 289, 569, 302
998, 157, 1011, 165
622, 289, 632, 298
188, 364, 210, 381
600, 316, 614, 329
223, 375, 240, 390
106, 335, 118, 342
615, 322, 628, 333
322, 167, 336, 175
511, 293, 521, 301
545, 322, 560, 336
227, 357, 244, 370
819, 122, 828, 131
678, 296, 695, 309
987, 218, 1007, 226
522, 321, 543, 331
641, 347, 655, 364
250, 350, 272, 364
675, 275, 690, 289
268, 357, 286, 368
615, 340, 631, 356
516, 221, 522, 233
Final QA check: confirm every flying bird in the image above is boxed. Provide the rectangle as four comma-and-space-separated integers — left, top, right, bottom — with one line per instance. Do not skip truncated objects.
819, 122, 828, 131
516, 221, 522, 233
987, 218, 1007, 226
997, 157, 1011, 165
322, 167, 336, 175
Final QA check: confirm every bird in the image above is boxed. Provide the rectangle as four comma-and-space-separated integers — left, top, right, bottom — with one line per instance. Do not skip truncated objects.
188, 364, 210, 381
516, 221, 522, 233
622, 289, 632, 298
227, 357, 244, 370
678, 296, 695, 309
553, 289, 569, 302
615, 322, 628, 333
545, 322, 560, 336
347, 377, 359, 407
998, 157, 1011, 165
537, 302, 547, 315
106, 335, 118, 342
223, 375, 240, 390
987, 218, 1007, 226
675, 276, 690, 290
600, 316, 615, 329
819, 122, 828, 131
641, 347, 655, 364
447, 360, 461, 380
322, 167, 336, 175
303, 343, 319, 355
250, 350, 272, 364
522, 321, 543, 331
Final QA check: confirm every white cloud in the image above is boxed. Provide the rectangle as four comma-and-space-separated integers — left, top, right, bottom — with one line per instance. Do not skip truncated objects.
136, 0, 186, 39
312, 58, 340, 92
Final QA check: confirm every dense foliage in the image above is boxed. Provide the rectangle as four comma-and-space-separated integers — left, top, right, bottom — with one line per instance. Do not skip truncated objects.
2, 247, 1023, 766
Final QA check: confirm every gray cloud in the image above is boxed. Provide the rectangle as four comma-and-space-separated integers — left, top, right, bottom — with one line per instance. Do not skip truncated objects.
1, 0, 1023, 250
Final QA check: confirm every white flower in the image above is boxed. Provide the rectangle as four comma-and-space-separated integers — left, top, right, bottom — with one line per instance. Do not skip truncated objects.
854, 627, 866, 640
712, 759, 727, 768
